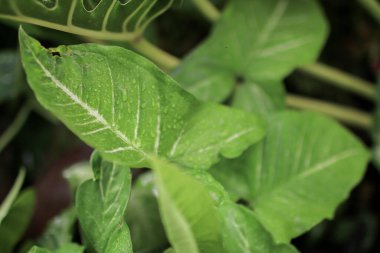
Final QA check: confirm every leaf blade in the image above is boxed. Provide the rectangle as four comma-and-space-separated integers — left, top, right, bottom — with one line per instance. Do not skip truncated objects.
212, 111, 369, 242
19, 28, 266, 170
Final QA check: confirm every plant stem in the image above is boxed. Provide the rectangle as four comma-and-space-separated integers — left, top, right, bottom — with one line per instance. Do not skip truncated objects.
0, 15, 179, 70
299, 63, 375, 100
130, 37, 180, 71
0, 103, 31, 153
358, 0, 380, 25
193, 0, 221, 22
0, 168, 26, 224
286, 94, 373, 129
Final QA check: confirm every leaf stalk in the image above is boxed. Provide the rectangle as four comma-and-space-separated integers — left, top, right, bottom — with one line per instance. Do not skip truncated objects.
286, 94, 373, 129
192, 0, 221, 22
299, 63, 375, 100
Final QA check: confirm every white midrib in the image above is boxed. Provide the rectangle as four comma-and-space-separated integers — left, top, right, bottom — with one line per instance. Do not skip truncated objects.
27, 44, 147, 157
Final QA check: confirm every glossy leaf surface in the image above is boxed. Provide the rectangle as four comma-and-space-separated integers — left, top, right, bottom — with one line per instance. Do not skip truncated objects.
19, 29, 265, 170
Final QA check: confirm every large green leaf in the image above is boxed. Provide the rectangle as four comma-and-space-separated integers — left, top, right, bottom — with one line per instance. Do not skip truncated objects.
153, 160, 224, 253
220, 203, 298, 253
19, 29, 265, 170
183, 169, 299, 253
173, 0, 328, 109
76, 152, 133, 253
0, 189, 36, 253
211, 111, 369, 243
0, 0, 177, 40
126, 173, 168, 253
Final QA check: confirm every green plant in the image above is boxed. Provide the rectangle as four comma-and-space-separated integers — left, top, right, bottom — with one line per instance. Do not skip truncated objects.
0, 0, 378, 252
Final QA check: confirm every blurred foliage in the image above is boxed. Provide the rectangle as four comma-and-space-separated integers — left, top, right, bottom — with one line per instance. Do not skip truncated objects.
0, 0, 379, 252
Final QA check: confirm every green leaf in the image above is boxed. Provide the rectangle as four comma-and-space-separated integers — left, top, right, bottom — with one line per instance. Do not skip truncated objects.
62, 162, 92, 193
28, 243, 83, 253
0, 189, 36, 253
220, 203, 298, 253
173, 0, 328, 109
153, 160, 224, 253
0, 0, 178, 41
0, 50, 24, 103
126, 173, 168, 253
19, 28, 265, 170
36, 208, 77, 250
76, 152, 133, 253
232, 81, 285, 116
211, 111, 369, 243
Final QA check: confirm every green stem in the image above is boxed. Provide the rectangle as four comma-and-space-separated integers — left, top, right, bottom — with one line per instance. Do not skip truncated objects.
286, 94, 373, 129
0, 169, 26, 224
193, 0, 221, 22
0, 103, 31, 153
0, 15, 179, 71
130, 37, 180, 71
299, 63, 375, 100
358, 0, 380, 25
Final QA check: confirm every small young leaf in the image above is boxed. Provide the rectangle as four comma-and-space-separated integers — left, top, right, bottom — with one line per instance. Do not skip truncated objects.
126, 173, 169, 253
0, 189, 36, 253
174, 0, 328, 109
19, 29, 265, 170
211, 111, 369, 243
153, 160, 224, 253
76, 152, 133, 253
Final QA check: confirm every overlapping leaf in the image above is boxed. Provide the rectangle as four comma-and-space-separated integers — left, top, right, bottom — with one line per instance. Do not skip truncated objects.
0, 0, 177, 39
220, 203, 298, 253
153, 160, 224, 253
76, 152, 133, 253
211, 111, 369, 243
126, 173, 168, 253
173, 0, 328, 113
19, 29, 265, 170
